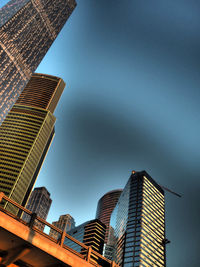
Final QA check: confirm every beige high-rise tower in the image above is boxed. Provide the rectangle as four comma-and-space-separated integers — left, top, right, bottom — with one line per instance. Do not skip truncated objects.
0, 73, 65, 213
49, 214, 75, 239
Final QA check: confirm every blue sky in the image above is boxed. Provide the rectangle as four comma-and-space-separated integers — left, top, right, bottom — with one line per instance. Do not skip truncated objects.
1, 0, 200, 266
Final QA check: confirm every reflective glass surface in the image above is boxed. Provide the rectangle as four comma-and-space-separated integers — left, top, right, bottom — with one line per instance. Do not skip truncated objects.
107, 171, 165, 267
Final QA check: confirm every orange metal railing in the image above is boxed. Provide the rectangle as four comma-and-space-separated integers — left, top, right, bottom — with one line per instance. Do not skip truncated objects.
0, 192, 118, 267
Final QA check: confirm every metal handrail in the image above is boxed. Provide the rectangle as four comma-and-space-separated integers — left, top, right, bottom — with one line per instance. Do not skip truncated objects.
0, 192, 119, 267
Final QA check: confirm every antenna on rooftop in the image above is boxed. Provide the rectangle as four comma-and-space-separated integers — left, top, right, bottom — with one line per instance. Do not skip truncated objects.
159, 185, 182, 198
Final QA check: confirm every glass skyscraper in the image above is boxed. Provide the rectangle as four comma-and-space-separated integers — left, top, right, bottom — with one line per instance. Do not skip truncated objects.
0, 0, 76, 123
96, 189, 122, 244
107, 171, 166, 267
96, 189, 122, 260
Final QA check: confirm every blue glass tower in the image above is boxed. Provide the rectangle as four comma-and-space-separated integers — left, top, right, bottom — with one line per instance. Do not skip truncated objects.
107, 171, 166, 267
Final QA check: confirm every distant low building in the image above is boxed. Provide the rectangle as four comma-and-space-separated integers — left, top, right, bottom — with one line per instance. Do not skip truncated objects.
49, 214, 75, 240
22, 187, 52, 231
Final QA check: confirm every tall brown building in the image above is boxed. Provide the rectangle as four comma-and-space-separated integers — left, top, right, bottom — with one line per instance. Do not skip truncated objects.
22, 187, 52, 231
16, 73, 65, 113
0, 0, 76, 123
96, 189, 122, 244
0, 73, 65, 213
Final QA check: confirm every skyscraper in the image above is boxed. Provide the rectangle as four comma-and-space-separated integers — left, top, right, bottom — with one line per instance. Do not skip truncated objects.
0, 73, 65, 213
22, 187, 52, 231
49, 214, 75, 239
65, 219, 106, 266
96, 189, 122, 244
0, 0, 76, 123
107, 171, 166, 267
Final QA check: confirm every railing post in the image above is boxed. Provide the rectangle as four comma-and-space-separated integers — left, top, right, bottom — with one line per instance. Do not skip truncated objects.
59, 230, 66, 247
28, 212, 37, 228
0, 192, 5, 203
86, 246, 92, 262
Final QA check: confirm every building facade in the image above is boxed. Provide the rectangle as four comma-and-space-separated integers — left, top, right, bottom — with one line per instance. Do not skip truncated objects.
0, 73, 65, 214
49, 214, 75, 240
65, 219, 106, 266
0, 0, 76, 123
96, 189, 122, 244
107, 171, 166, 267
22, 187, 52, 231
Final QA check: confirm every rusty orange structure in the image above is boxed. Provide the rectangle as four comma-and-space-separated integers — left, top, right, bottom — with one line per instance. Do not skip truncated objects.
0, 192, 119, 267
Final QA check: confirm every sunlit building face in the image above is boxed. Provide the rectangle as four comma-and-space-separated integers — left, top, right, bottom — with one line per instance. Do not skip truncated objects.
108, 171, 165, 267
0, 0, 76, 123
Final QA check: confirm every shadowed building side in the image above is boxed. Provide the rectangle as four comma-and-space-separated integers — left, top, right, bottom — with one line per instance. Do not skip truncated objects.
21, 126, 55, 209
0, 0, 76, 123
